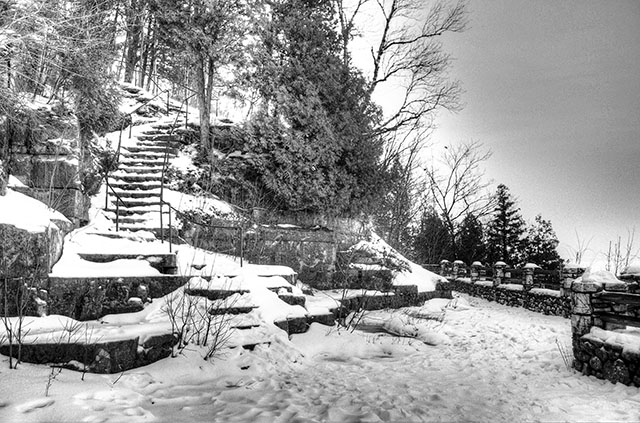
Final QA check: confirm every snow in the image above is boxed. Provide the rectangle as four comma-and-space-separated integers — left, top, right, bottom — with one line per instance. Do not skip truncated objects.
163, 188, 239, 220
499, 283, 524, 291
621, 261, 640, 277
585, 327, 640, 355
3, 294, 640, 422
530, 288, 562, 297
350, 233, 445, 293
0, 188, 70, 233
581, 268, 619, 285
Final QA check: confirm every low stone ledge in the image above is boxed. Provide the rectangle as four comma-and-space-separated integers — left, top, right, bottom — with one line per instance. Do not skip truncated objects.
574, 333, 640, 386
448, 278, 570, 318
274, 317, 308, 334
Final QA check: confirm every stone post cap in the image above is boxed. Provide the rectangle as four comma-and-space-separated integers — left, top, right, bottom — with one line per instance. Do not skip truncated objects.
440, 259, 451, 264
494, 261, 507, 268
471, 261, 483, 267
453, 260, 465, 265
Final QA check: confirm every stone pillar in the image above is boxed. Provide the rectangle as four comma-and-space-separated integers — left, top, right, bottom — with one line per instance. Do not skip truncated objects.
470, 261, 482, 283
523, 264, 536, 291
494, 261, 507, 287
570, 278, 603, 356
452, 260, 465, 280
440, 260, 451, 278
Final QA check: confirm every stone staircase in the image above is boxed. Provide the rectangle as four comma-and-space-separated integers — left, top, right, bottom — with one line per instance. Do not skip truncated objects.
105, 120, 188, 235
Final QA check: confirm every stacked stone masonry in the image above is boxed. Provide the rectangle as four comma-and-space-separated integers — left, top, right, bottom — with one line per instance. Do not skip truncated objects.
570, 276, 640, 386
444, 279, 571, 318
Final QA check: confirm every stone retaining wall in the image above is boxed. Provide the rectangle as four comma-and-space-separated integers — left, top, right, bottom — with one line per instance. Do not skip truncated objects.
573, 331, 640, 386
570, 276, 640, 386
45, 275, 190, 320
444, 278, 571, 318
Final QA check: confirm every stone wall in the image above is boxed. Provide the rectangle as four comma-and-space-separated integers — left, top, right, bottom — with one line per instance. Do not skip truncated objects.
2, 107, 88, 225
45, 275, 190, 320
444, 278, 571, 317
0, 196, 73, 316
569, 275, 640, 386
179, 215, 368, 289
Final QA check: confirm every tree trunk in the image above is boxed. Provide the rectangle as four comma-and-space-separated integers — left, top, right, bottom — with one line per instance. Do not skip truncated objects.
195, 54, 212, 152
123, 1, 143, 84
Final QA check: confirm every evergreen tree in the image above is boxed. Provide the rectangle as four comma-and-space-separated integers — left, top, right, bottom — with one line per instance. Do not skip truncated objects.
486, 184, 525, 265
521, 214, 563, 269
242, 0, 384, 214
456, 213, 486, 265
150, 0, 248, 150
412, 207, 453, 264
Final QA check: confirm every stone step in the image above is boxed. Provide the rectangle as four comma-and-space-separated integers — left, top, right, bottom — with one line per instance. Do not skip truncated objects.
119, 157, 166, 166
228, 313, 263, 330
109, 174, 162, 183
105, 206, 165, 216
109, 181, 162, 190
120, 151, 172, 160
136, 140, 182, 149
185, 288, 250, 301
118, 166, 164, 175
209, 305, 259, 315
226, 327, 272, 351
109, 198, 162, 208
118, 226, 179, 240
125, 145, 178, 155
274, 316, 309, 335
112, 189, 162, 199
47, 275, 191, 317
77, 253, 177, 274
140, 133, 182, 141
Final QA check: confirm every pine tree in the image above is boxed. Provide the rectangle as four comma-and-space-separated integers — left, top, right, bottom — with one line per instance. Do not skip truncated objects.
242, 0, 384, 214
412, 207, 453, 264
486, 184, 525, 265
521, 215, 563, 269
456, 213, 486, 265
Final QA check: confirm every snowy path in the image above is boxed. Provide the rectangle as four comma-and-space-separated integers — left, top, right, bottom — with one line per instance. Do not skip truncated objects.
3, 295, 640, 422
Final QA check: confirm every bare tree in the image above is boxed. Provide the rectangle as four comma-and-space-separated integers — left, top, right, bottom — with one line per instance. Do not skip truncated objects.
605, 228, 639, 275
424, 140, 494, 255
566, 230, 592, 265
366, 0, 467, 136
376, 125, 431, 251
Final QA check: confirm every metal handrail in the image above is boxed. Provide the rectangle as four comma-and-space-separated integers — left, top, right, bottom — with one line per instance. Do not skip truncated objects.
104, 178, 127, 231
158, 93, 196, 252
104, 86, 173, 215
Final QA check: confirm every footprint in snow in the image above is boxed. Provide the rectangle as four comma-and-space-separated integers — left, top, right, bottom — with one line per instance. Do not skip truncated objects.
15, 397, 55, 414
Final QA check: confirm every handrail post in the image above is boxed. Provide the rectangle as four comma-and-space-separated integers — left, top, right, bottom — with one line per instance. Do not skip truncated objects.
166, 90, 170, 113
168, 203, 173, 253
105, 176, 109, 209
160, 201, 164, 244
239, 226, 244, 267
115, 199, 120, 231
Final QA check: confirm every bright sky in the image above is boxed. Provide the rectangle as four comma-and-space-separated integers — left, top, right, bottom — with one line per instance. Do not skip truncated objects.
429, 0, 640, 265
355, 0, 640, 265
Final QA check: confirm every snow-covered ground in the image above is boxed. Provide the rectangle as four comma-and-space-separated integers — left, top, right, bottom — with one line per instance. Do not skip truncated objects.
2, 294, 640, 422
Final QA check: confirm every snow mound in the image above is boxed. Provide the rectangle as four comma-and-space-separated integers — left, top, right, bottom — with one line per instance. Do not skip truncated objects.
0, 188, 70, 233
349, 233, 446, 293
580, 269, 618, 285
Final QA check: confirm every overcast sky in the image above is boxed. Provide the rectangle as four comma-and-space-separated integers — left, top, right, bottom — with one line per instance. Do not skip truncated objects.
421, 0, 640, 265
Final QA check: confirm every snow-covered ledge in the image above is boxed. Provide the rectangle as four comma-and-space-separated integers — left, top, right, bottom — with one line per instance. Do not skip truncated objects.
0, 187, 73, 316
